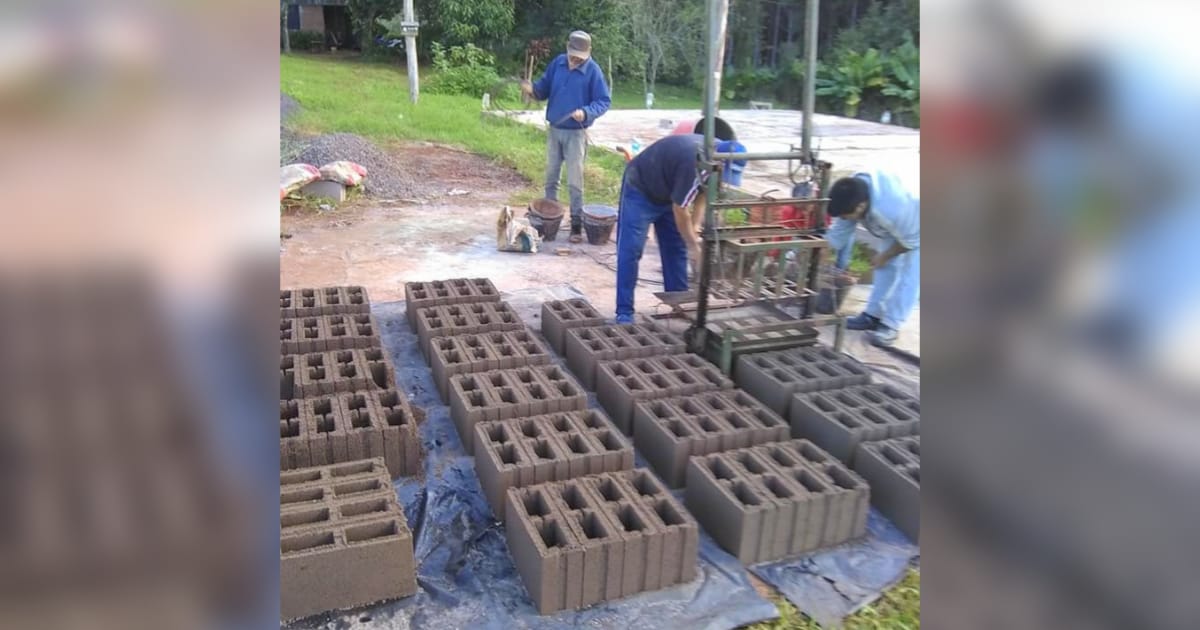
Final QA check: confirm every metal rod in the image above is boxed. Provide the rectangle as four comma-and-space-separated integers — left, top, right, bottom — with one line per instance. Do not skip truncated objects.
802, 0, 818, 157
694, 0, 730, 352
709, 197, 828, 210
713, 151, 808, 161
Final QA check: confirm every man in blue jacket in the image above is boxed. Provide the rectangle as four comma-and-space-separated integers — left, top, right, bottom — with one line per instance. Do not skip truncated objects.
521, 31, 612, 243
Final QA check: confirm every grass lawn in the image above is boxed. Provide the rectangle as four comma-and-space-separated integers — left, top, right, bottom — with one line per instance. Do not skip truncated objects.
280, 54, 627, 205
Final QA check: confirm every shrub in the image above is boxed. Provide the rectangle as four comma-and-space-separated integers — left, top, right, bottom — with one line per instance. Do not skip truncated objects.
882, 33, 919, 126
816, 48, 886, 118
288, 30, 325, 51
425, 43, 503, 97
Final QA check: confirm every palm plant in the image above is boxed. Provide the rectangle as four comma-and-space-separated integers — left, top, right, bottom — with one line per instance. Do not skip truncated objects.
816, 48, 886, 118
882, 33, 919, 125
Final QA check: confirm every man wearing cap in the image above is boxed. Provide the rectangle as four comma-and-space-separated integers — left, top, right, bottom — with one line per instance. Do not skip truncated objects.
824, 165, 920, 347
521, 31, 612, 243
613, 133, 747, 324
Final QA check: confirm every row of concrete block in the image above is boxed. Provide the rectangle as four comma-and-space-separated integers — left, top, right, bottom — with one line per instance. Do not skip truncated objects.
448, 365, 588, 454
685, 440, 871, 564
565, 323, 688, 389
414, 301, 524, 357
429, 329, 554, 401
595, 354, 736, 434
280, 389, 421, 478
632, 391, 792, 487
790, 383, 920, 463
280, 458, 417, 621
854, 436, 920, 543
506, 470, 699, 614
734, 346, 873, 417
404, 277, 500, 327
280, 347, 395, 400
281, 285, 370, 318
474, 410, 635, 522
281, 313, 380, 354
539, 298, 607, 354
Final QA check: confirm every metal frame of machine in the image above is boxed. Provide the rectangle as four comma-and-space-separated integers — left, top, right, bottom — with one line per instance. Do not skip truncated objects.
676, 0, 847, 374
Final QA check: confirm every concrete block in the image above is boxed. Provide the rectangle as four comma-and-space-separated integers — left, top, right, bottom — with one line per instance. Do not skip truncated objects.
541, 299, 605, 355
853, 436, 920, 542
405, 278, 501, 329
279, 458, 416, 621
686, 440, 870, 562
299, 179, 347, 203
789, 385, 920, 464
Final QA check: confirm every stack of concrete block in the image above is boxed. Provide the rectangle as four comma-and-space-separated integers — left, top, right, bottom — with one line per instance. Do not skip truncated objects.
854, 436, 920, 542
448, 364, 588, 454
541, 298, 607, 354
474, 409, 635, 521
281, 313, 381, 354
505, 469, 699, 614
413, 301, 524, 358
280, 458, 417, 621
632, 391, 791, 487
429, 329, 553, 402
280, 285, 423, 479
282, 285, 371, 317
790, 384, 920, 463
404, 278, 500, 327
565, 323, 687, 389
685, 440, 870, 564
280, 389, 421, 478
734, 346, 872, 417
595, 354, 735, 435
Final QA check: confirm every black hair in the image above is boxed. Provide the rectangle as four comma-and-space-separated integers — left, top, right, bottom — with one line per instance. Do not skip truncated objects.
827, 176, 870, 217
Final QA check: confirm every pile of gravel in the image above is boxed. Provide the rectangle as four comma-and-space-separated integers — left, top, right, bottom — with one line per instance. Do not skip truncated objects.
293, 133, 420, 200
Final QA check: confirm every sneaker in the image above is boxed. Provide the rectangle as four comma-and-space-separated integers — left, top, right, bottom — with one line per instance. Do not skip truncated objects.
869, 325, 899, 347
569, 226, 584, 244
846, 312, 882, 331
614, 313, 635, 325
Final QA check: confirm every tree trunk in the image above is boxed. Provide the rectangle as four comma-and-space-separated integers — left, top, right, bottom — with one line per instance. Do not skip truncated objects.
282, 5, 291, 53
770, 3, 782, 67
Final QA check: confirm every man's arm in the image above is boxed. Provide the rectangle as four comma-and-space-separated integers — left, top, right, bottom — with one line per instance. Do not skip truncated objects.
581, 67, 612, 121
526, 58, 555, 101
673, 203, 701, 265
872, 240, 910, 268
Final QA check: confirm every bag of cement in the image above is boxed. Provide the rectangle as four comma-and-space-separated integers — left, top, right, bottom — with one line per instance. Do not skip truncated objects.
319, 161, 367, 187
280, 163, 320, 200
496, 205, 540, 253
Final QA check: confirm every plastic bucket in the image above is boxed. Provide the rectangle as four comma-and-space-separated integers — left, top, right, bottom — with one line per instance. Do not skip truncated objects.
527, 198, 565, 242
582, 205, 617, 245
671, 116, 737, 141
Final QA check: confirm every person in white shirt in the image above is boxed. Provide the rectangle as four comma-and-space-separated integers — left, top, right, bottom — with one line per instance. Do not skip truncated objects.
825, 167, 920, 346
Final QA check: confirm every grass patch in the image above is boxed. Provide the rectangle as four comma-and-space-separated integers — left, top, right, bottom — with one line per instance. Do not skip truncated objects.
280, 54, 627, 205
751, 569, 920, 629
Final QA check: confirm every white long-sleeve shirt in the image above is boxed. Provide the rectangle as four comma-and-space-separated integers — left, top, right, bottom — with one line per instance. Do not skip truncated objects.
826, 166, 920, 253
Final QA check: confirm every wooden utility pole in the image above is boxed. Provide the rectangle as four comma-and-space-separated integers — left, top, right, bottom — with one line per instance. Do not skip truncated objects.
402, 0, 419, 103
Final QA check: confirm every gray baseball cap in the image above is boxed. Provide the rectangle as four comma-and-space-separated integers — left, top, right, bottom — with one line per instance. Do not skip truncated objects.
567, 31, 592, 60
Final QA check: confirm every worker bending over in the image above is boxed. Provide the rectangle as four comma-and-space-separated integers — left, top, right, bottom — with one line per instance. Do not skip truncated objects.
825, 166, 920, 346
614, 134, 746, 324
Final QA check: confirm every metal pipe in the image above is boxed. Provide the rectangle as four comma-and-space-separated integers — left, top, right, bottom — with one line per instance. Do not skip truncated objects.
713, 151, 809, 161
694, 0, 729, 351
709, 197, 827, 210
801, 0, 818, 157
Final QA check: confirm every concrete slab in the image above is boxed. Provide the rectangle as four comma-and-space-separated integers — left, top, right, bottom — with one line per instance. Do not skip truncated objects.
494, 108, 920, 192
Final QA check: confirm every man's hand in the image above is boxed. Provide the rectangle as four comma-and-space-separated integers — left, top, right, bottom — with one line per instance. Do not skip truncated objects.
570, 109, 586, 122
872, 242, 911, 269
519, 80, 533, 96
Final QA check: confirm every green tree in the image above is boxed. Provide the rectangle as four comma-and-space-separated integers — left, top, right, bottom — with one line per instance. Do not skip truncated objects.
816, 48, 885, 117
882, 32, 919, 125
422, 0, 515, 48
348, 0, 402, 53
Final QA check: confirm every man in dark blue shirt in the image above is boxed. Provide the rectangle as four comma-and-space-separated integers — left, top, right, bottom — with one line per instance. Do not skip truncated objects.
615, 134, 746, 324
521, 31, 612, 242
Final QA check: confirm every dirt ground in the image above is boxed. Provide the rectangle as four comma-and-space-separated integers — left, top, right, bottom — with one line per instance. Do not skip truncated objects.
281, 142, 675, 314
